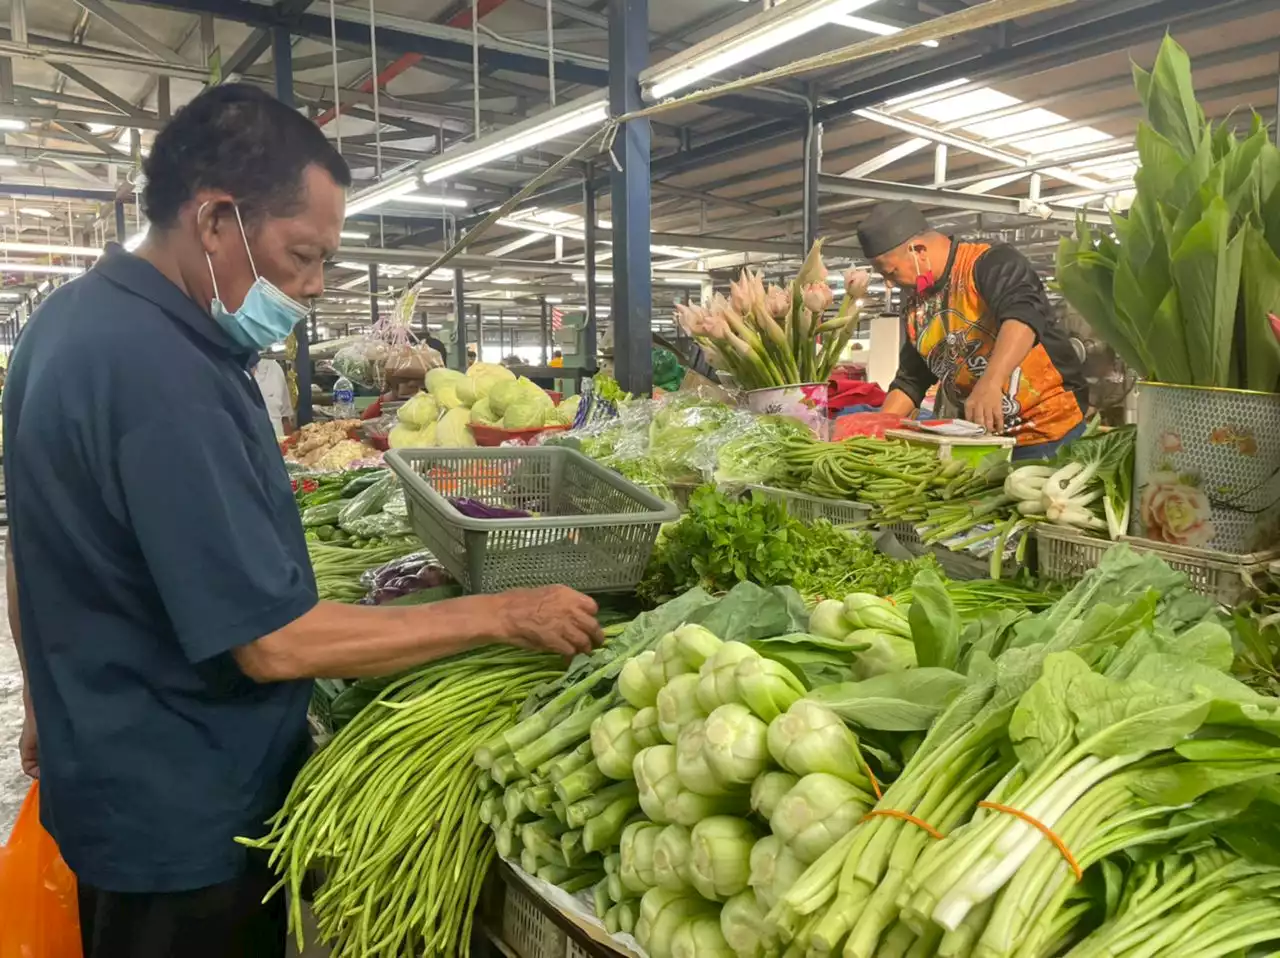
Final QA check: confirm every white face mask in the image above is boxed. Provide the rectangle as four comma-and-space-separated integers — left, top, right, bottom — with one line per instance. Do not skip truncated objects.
201, 202, 309, 350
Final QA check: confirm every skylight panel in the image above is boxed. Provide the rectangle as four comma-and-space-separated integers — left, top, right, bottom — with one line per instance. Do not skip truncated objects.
1015, 127, 1112, 154
964, 108, 1065, 140
911, 87, 1019, 122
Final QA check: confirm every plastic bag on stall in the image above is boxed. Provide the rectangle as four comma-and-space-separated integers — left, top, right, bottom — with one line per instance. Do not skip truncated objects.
0, 781, 82, 958
331, 288, 432, 392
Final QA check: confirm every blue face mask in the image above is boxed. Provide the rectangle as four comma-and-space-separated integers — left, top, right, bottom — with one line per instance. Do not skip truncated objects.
202, 203, 310, 351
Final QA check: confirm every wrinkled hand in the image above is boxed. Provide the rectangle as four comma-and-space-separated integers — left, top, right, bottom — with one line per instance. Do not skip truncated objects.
964, 378, 1006, 435
494, 586, 603, 658
19, 707, 37, 779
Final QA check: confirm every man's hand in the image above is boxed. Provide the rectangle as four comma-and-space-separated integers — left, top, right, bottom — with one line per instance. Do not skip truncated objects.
494, 586, 604, 657
19, 706, 37, 779
965, 378, 1006, 435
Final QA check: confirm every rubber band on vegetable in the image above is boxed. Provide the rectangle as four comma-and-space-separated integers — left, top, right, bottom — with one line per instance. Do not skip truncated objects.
861, 809, 943, 840
863, 761, 883, 801
978, 801, 1082, 881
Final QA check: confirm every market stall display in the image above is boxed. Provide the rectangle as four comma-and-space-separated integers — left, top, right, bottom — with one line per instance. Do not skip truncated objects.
284, 419, 378, 469
1056, 35, 1280, 554
474, 545, 1280, 958
386, 363, 582, 451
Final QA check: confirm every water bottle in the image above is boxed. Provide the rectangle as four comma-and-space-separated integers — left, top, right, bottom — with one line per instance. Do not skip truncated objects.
333, 375, 356, 419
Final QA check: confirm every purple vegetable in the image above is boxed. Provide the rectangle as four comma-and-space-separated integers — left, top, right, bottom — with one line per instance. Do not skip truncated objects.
448, 497, 530, 519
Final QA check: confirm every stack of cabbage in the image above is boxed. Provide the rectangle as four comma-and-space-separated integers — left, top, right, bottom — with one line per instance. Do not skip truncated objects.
476, 548, 1280, 958
388, 363, 581, 449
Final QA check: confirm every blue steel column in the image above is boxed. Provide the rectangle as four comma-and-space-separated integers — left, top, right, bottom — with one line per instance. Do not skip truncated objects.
274, 26, 313, 426
451, 268, 467, 372
114, 201, 126, 242
802, 90, 822, 253
582, 164, 599, 373
608, 0, 651, 395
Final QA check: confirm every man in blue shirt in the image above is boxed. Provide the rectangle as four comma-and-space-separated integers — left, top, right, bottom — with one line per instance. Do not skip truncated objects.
4, 84, 601, 958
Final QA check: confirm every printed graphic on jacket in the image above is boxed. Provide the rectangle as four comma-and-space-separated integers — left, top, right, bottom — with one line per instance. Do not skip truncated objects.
890, 240, 1085, 447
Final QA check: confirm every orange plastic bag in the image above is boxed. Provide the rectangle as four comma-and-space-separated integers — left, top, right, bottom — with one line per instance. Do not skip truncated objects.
0, 781, 82, 958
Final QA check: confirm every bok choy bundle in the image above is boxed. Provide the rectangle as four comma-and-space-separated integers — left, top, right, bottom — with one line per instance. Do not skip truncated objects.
1057, 35, 1280, 392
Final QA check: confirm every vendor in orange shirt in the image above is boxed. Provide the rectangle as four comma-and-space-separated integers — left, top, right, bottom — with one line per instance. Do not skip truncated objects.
857, 200, 1086, 461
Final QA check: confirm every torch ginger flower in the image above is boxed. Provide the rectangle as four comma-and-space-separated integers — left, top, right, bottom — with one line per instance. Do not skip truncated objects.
765, 285, 791, 320
802, 282, 834, 314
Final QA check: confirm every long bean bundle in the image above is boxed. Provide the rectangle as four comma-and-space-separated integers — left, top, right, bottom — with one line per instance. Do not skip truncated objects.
241, 647, 563, 957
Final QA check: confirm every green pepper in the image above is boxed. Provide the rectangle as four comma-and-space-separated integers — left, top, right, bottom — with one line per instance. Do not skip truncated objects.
316, 525, 335, 542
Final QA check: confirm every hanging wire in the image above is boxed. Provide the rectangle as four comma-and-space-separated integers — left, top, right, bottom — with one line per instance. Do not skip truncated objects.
367, 0, 385, 246
328, 0, 343, 154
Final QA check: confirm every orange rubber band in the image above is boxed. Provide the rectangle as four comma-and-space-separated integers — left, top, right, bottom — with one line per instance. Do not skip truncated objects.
861, 809, 944, 840
863, 762, 883, 801
977, 801, 1083, 881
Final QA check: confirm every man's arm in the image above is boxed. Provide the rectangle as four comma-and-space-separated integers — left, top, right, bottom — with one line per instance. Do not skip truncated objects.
7, 540, 38, 777
967, 245, 1054, 434
883, 334, 936, 417
233, 586, 601, 681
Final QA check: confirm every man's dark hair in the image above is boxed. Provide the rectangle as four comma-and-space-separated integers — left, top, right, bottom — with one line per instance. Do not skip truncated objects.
142, 83, 351, 229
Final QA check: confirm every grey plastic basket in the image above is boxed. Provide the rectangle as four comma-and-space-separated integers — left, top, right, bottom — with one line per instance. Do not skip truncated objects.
744, 484, 872, 525
385, 447, 680, 594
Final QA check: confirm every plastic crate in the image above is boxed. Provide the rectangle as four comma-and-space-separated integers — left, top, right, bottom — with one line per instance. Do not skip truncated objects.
385, 447, 680, 594
501, 878, 568, 958
746, 485, 872, 525
1034, 524, 1278, 606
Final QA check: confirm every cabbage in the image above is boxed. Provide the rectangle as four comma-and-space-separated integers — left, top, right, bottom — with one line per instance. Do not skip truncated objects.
543, 407, 563, 427
425, 368, 467, 409
388, 424, 430, 449
467, 362, 516, 400
435, 407, 476, 447
557, 394, 582, 424
456, 377, 477, 406
397, 391, 439, 428
502, 403, 547, 430
488, 380, 520, 417
470, 398, 500, 426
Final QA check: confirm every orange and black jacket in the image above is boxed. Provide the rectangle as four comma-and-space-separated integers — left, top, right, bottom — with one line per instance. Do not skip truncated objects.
890, 239, 1085, 447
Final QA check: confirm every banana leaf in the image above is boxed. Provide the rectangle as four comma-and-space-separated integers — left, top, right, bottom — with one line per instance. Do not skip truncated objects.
1240, 223, 1280, 393
1169, 195, 1244, 387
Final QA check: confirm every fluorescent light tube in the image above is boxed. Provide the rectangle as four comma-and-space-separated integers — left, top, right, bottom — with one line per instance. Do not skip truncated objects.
0, 241, 102, 257
124, 227, 149, 252
396, 194, 469, 208
0, 157, 17, 167
345, 173, 420, 216
646, 0, 881, 99
19, 207, 52, 218
0, 263, 86, 275
339, 230, 369, 240
830, 13, 939, 46
420, 99, 607, 186
0, 119, 26, 131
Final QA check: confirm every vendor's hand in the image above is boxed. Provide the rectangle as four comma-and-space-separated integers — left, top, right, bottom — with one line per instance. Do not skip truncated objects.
964, 379, 1006, 435
494, 586, 603, 658
19, 707, 37, 779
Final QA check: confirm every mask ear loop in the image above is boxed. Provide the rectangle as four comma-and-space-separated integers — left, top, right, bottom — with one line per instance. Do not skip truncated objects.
197, 200, 223, 305
231, 205, 261, 281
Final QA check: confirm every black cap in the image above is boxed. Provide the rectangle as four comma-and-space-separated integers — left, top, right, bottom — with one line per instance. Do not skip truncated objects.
856, 200, 930, 258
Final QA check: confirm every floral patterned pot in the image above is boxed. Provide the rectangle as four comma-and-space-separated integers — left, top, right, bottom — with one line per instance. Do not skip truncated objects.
746, 383, 832, 440
1132, 382, 1280, 553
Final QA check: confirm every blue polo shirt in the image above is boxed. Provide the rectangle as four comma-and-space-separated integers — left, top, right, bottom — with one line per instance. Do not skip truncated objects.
3, 246, 318, 893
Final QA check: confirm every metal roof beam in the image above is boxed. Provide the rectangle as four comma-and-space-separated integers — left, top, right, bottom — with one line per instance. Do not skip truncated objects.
818, 173, 1110, 225
70, 0, 191, 66
49, 61, 144, 117
115, 0, 609, 86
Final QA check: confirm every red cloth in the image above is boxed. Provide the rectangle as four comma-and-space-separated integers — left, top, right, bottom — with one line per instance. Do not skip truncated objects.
827, 371, 886, 411
833, 412, 902, 441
